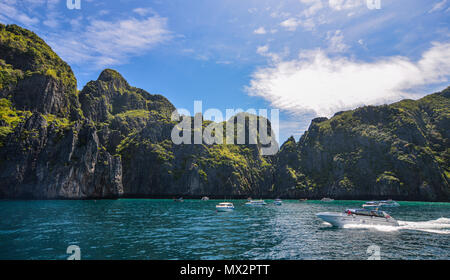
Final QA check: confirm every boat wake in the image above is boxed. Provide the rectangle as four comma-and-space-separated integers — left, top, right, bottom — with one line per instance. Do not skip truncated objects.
397, 217, 450, 235
339, 217, 450, 234
341, 223, 399, 232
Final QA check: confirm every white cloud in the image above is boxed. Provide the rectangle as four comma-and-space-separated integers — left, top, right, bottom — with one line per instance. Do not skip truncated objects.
216, 60, 232, 65
301, 0, 324, 17
43, 9, 61, 29
257, 45, 269, 55
280, 18, 316, 32
0, 2, 39, 26
280, 18, 302, 31
270, 11, 291, 18
247, 42, 450, 117
253, 27, 267, 34
280, 0, 327, 31
133, 8, 153, 16
0, 1, 171, 69
48, 15, 172, 68
328, 0, 363, 10
357, 39, 368, 50
43, 18, 59, 28
256, 45, 289, 63
429, 0, 447, 13
327, 30, 349, 53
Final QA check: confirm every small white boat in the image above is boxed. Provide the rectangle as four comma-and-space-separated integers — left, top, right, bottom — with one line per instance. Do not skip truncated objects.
216, 202, 234, 212
362, 200, 400, 209
201, 196, 210, 201
245, 200, 267, 206
362, 201, 379, 208
321, 197, 334, 202
380, 200, 400, 207
273, 199, 282, 206
316, 208, 399, 227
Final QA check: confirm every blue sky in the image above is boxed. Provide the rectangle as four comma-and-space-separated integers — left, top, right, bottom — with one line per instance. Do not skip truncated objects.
0, 0, 449, 143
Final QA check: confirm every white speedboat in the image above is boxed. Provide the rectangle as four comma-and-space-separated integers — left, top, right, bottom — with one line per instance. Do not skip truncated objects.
321, 197, 334, 202
273, 199, 282, 206
379, 200, 400, 207
316, 209, 399, 227
362, 200, 400, 209
362, 201, 380, 208
245, 200, 267, 206
216, 202, 234, 212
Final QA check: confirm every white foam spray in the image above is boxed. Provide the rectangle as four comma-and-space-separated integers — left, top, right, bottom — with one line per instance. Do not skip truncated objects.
397, 217, 450, 235
338, 217, 450, 234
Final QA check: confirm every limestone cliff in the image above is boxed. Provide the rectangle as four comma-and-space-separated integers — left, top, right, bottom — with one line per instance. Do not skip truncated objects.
274, 89, 450, 201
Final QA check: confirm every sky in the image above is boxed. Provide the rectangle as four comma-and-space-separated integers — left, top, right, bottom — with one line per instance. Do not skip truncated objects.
0, 0, 449, 143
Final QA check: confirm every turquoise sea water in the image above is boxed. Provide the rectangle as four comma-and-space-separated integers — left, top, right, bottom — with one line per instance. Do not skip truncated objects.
0, 199, 449, 260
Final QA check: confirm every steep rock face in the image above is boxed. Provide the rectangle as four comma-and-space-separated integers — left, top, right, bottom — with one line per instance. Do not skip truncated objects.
0, 24, 122, 199
77, 70, 275, 198
110, 108, 275, 197
275, 89, 450, 201
272, 136, 306, 196
0, 113, 123, 199
119, 131, 273, 197
13, 73, 72, 117
79, 69, 174, 123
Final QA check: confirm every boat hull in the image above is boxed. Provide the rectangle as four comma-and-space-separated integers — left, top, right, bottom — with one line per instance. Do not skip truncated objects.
216, 207, 234, 212
245, 200, 267, 206
245, 203, 266, 207
362, 201, 400, 209
316, 212, 399, 227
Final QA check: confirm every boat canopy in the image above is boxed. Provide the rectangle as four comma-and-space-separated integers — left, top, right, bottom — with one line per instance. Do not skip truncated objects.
364, 201, 378, 205
345, 209, 388, 218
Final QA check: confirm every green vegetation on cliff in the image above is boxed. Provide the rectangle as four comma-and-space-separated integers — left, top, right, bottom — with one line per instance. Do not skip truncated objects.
0, 24, 76, 90
0, 98, 30, 146
0, 59, 23, 91
0, 24, 80, 119
275, 87, 449, 201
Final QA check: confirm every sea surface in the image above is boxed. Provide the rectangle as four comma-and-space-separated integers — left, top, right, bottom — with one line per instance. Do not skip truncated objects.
0, 199, 449, 260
